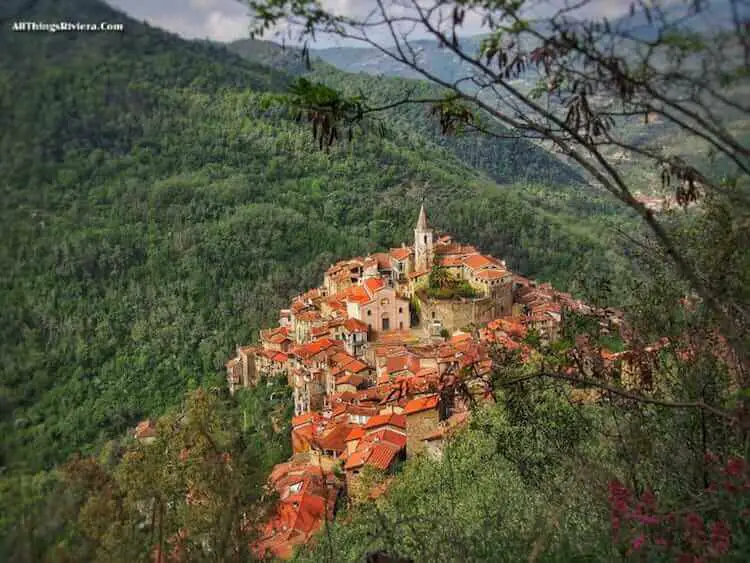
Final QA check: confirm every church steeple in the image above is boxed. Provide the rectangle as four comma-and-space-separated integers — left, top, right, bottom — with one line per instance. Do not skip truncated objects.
416, 204, 428, 231
414, 204, 434, 272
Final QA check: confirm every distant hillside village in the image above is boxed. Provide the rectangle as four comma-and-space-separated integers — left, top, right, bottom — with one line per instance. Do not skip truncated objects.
221, 206, 643, 559
127, 206, 739, 559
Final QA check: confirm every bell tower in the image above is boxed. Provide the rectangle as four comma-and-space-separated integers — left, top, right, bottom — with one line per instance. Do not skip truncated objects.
414, 204, 434, 272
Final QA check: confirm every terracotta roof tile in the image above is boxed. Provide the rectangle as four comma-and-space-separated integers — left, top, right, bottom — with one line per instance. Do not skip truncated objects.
462, 254, 496, 271
293, 338, 336, 359
362, 429, 407, 450
403, 394, 440, 415
366, 443, 401, 471
438, 255, 465, 267
315, 423, 355, 453
344, 447, 370, 470
343, 318, 368, 333
389, 247, 411, 261
475, 269, 508, 281
363, 277, 386, 296
345, 427, 364, 442
345, 286, 371, 304
365, 413, 406, 430
292, 412, 316, 427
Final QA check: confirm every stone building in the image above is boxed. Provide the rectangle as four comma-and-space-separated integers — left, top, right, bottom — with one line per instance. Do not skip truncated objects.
225, 345, 258, 395
403, 394, 441, 457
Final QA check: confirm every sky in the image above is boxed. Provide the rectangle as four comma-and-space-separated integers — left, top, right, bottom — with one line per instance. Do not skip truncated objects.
104, 0, 657, 46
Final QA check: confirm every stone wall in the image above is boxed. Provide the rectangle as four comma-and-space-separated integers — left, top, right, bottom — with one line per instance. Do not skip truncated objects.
405, 408, 440, 458
415, 292, 503, 334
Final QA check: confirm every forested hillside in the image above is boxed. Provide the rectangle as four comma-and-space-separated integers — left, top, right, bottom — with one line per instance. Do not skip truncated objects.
2, 0, 748, 561
228, 38, 585, 187
0, 0, 636, 477
0, 0, 649, 558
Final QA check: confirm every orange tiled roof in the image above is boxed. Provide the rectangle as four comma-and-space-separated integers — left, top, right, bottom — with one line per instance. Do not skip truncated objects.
272, 352, 289, 363
315, 422, 355, 453
345, 427, 364, 442
347, 404, 380, 416
343, 318, 368, 333
343, 358, 370, 374
390, 247, 411, 261
268, 332, 292, 344
293, 338, 336, 359
365, 412, 406, 430
363, 277, 386, 296
366, 443, 401, 471
403, 394, 440, 415
295, 310, 322, 322
331, 351, 356, 366
292, 412, 316, 427
362, 428, 407, 450
344, 447, 370, 470
371, 253, 392, 269
345, 285, 371, 304
438, 255, 465, 267
462, 254, 497, 271
475, 269, 508, 281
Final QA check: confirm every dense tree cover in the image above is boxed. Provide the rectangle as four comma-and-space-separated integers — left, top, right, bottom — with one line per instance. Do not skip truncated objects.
227, 39, 589, 187
0, 0, 634, 474
424, 264, 478, 300
2, 383, 291, 562
0, 0, 644, 553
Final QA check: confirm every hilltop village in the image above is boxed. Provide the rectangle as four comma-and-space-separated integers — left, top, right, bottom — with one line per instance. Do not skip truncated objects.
222, 206, 637, 559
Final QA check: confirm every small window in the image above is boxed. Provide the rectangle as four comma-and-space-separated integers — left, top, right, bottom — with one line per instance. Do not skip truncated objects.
398, 307, 403, 313
423, 235, 427, 244
399, 322, 403, 329
432, 311, 436, 319
367, 310, 372, 316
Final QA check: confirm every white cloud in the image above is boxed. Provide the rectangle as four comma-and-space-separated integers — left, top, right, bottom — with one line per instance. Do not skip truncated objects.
105, 0, 660, 45
206, 9, 251, 42
106, 0, 251, 41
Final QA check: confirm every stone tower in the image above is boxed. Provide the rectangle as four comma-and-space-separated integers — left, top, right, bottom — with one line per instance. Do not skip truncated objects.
414, 204, 434, 272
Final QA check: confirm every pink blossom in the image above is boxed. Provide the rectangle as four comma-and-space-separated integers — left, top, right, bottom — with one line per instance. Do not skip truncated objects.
631, 534, 645, 550
709, 520, 731, 555
632, 513, 660, 525
725, 456, 745, 477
